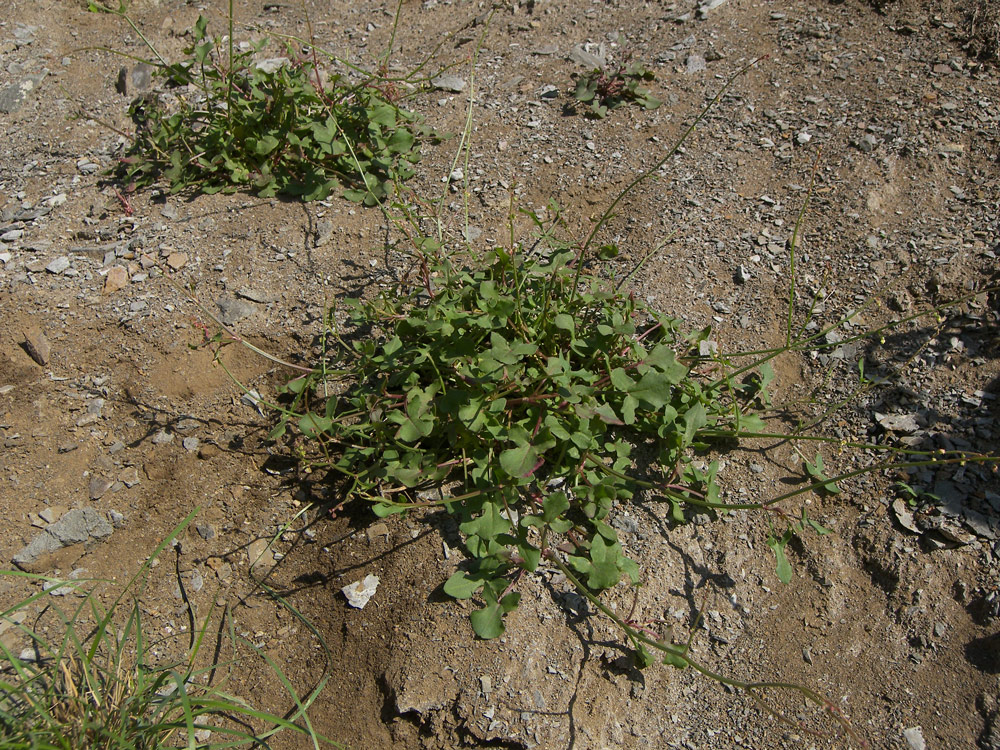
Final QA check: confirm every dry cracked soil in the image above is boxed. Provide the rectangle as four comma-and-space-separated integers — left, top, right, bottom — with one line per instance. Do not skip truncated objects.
2, 0, 1000, 748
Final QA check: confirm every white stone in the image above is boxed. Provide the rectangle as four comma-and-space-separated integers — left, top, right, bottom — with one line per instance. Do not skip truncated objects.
342, 574, 380, 609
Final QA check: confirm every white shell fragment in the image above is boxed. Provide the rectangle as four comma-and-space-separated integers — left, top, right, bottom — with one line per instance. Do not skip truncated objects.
342, 574, 380, 609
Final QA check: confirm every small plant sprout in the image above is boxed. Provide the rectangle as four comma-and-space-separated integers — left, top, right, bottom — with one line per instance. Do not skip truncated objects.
571, 61, 661, 118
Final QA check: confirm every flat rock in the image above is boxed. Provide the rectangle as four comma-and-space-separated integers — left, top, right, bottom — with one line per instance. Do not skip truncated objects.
569, 43, 606, 70
431, 74, 466, 93
45, 256, 70, 274
13, 508, 113, 571
103, 265, 128, 294
22, 327, 50, 366
0, 72, 46, 114
247, 538, 276, 576
89, 476, 113, 500
165, 251, 188, 270
216, 297, 254, 325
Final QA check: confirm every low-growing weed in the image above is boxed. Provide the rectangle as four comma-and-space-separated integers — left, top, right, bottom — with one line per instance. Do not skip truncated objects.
571, 61, 661, 118
0, 510, 336, 749
89, 1, 430, 204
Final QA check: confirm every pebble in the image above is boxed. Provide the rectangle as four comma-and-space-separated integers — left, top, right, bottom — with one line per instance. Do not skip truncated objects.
685, 54, 707, 74
182, 437, 200, 452
698, 0, 731, 17
314, 219, 334, 247
165, 251, 188, 270
13, 508, 113, 570
45, 256, 70, 274
119, 467, 140, 487
151, 429, 174, 445
216, 297, 254, 325
1, 229, 23, 242
0, 72, 46, 114
108, 509, 126, 527
858, 134, 878, 153
195, 523, 216, 540
342, 574, 380, 609
432, 74, 466, 93
198, 443, 220, 459
103, 265, 128, 294
903, 727, 926, 750
89, 476, 113, 500
569, 43, 606, 70
247, 538, 276, 575
22, 327, 50, 366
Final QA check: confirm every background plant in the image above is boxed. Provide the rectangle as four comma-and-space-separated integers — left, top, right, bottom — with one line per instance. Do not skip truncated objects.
0, 510, 335, 749
571, 61, 661, 119
92, 2, 429, 204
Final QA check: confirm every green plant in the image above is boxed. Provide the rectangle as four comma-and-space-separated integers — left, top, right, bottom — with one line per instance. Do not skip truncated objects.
571, 61, 661, 119
0, 510, 336, 749
273, 215, 776, 640
91, 2, 429, 204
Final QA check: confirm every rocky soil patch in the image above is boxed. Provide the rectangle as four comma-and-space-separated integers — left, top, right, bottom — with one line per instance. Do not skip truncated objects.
1, 0, 999, 748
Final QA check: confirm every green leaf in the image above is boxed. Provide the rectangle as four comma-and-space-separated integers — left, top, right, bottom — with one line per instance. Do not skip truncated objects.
628, 371, 674, 410
767, 530, 793, 584
252, 134, 280, 155
621, 394, 638, 425
443, 571, 484, 599
805, 453, 841, 495
644, 345, 689, 382
298, 412, 332, 438
682, 402, 707, 446
500, 436, 540, 479
663, 649, 688, 669
372, 501, 409, 517
470, 603, 505, 639
553, 313, 575, 332
542, 492, 569, 522
459, 502, 512, 540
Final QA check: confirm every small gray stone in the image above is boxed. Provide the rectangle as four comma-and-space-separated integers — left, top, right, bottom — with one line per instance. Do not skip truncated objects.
903, 727, 926, 750
0, 79, 37, 114
255, 57, 290, 74
698, 0, 730, 15
49, 508, 112, 546
216, 297, 254, 325
89, 476, 113, 500
131, 63, 153, 92
13, 508, 113, 569
431, 74, 466, 93
734, 265, 751, 284
151, 429, 174, 445
173, 568, 205, 598
858, 134, 878, 153
313, 220, 334, 248
108, 509, 126, 528
182, 437, 200, 452
45, 256, 71, 274
1, 229, 23, 242
569, 43, 606, 70
195, 523, 216, 540
76, 159, 99, 175
685, 54, 707, 74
